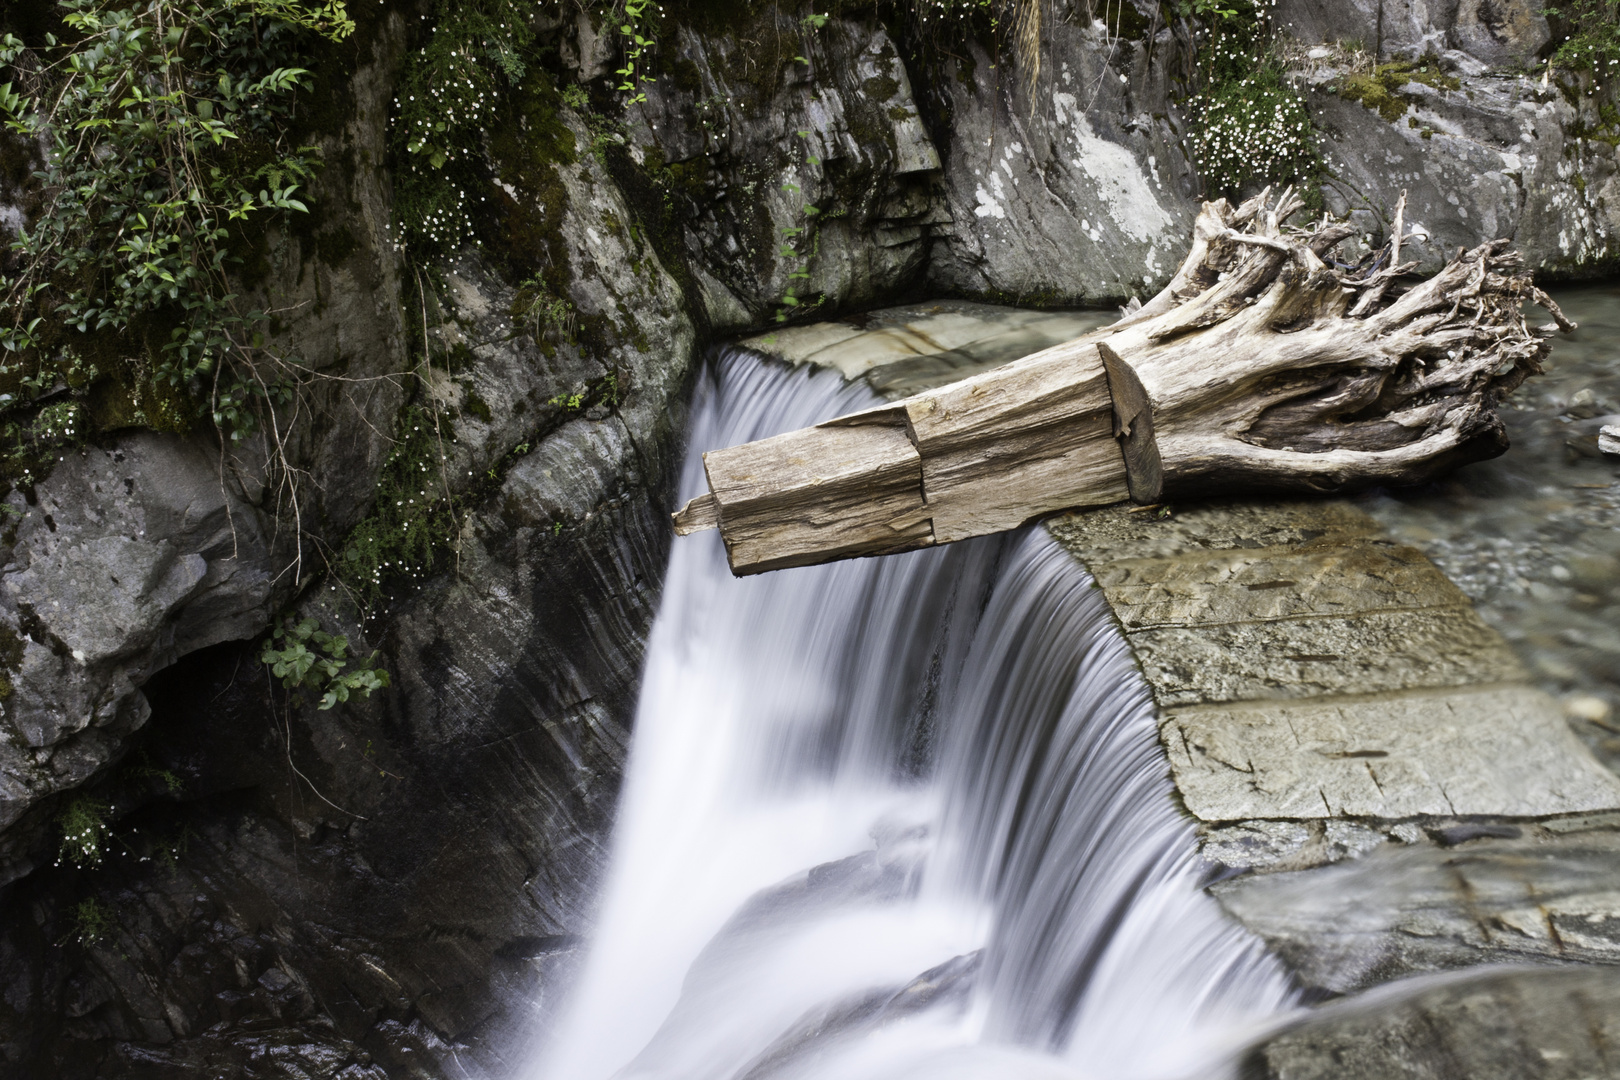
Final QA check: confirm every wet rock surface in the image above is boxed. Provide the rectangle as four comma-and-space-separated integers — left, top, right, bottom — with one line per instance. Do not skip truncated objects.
1215, 818, 1620, 994
1046, 499, 1620, 823
3, 0, 1620, 1075
1240, 965, 1620, 1080
740, 299, 1114, 398
1045, 495, 1620, 1076
1048, 491, 1620, 1062
1359, 285, 1620, 777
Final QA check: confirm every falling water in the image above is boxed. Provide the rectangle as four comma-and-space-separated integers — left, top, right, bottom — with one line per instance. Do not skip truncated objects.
532, 349, 1295, 1080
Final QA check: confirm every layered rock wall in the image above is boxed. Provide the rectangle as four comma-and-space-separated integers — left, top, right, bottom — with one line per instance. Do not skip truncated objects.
1, 0, 1618, 1074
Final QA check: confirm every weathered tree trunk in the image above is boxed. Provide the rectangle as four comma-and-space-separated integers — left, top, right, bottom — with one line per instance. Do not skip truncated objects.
676, 189, 1572, 576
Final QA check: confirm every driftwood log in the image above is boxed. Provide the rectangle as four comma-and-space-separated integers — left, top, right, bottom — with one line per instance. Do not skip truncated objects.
676, 189, 1573, 576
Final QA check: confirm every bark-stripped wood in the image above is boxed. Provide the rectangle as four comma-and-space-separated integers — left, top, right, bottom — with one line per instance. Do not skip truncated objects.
901, 342, 1125, 543
699, 418, 933, 574
677, 187, 1572, 576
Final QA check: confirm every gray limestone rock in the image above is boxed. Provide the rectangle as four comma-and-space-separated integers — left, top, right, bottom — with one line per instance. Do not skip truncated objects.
738, 301, 1114, 398
1452, 0, 1550, 67
1306, 69, 1617, 278
1049, 498, 1620, 826
0, 9, 412, 890
626, 13, 944, 329
1132, 608, 1525, 706
1241, 966, 1620, 1080
926, 25, 1198, 305
0, 436, 272, 886
1276, 0, 1549, 65
1164, 685, 1620, 820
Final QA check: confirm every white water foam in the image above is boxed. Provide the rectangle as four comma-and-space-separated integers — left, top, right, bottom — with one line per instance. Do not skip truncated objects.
530, 350, 1294, 1080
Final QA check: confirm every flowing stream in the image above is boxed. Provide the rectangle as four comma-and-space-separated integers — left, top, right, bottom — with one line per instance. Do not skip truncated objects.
532, 349, 1295, 1080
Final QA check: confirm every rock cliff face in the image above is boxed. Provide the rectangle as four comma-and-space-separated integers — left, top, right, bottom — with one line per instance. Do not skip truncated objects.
0, 0, 1614, 1074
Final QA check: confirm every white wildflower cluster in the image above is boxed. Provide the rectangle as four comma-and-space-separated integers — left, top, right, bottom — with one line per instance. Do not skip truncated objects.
912, 0, 994, 24
1194, 81, 1316, 194
31, 401, 82, 444
339, 413, 462, 601
399, 160, 475, 250
392, 32, 506, 251
395, 67, 492, 165
55, 796, 112, 868
58, 822, 104, 866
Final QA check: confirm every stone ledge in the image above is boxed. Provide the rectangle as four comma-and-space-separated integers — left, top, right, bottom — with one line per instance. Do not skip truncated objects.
1091, 542, 1468, 629
1241, 965, 1620, 1080
1133, 608, 1525, 706
739, 303, 1114, 400
1164, 685, 1620, 821
1046, 500, 1379, 564
1046, 497, 1620, 829
1214, 825, 1620, 994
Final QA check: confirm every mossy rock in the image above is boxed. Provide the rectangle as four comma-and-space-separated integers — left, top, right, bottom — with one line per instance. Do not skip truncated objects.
1336, 60, 1461, 123
481, 68, 579, 293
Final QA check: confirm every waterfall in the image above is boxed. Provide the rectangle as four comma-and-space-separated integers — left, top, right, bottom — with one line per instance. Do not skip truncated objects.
532, 349, 1295, 1080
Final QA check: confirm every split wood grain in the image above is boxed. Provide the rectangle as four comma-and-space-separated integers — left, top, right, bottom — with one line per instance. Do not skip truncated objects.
698, 420, 933, 575
901, 341, 1127, 543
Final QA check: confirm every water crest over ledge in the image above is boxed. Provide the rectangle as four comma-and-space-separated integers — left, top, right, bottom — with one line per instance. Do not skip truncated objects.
532, 350, 1293, 1080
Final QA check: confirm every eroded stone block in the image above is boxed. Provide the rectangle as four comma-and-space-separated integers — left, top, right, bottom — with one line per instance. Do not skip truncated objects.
1243, 966, 1620, 1080
1093, 541, 1468, 630
1163, 685, 1620, 821
1130, 608, 1524, 706
1215, 830, 1620, 993
1047, 499, 1380, 565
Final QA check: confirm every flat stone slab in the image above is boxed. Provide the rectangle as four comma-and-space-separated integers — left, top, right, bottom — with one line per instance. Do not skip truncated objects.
1133, 608, 1526, 706
1091, 542, 1468, 630
1047, 497, 1620, 826
741, 302, 1114, 399
1047, 500, 1380, 564
1163, 685, 1620, 821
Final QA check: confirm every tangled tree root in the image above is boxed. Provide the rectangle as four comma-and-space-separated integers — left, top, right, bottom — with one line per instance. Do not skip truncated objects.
676, 189, 1572, 576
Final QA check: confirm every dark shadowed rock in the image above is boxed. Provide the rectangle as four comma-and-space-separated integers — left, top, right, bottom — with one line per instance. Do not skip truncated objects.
1241, 966, 1620, 1080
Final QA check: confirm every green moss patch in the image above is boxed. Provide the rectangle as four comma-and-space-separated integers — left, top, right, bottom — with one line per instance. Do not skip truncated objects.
1335, 60, 1460, 122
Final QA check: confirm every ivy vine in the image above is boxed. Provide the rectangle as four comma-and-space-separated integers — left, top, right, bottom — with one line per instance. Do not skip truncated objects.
260, 614, 390, 710
615, 0, 659, 107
